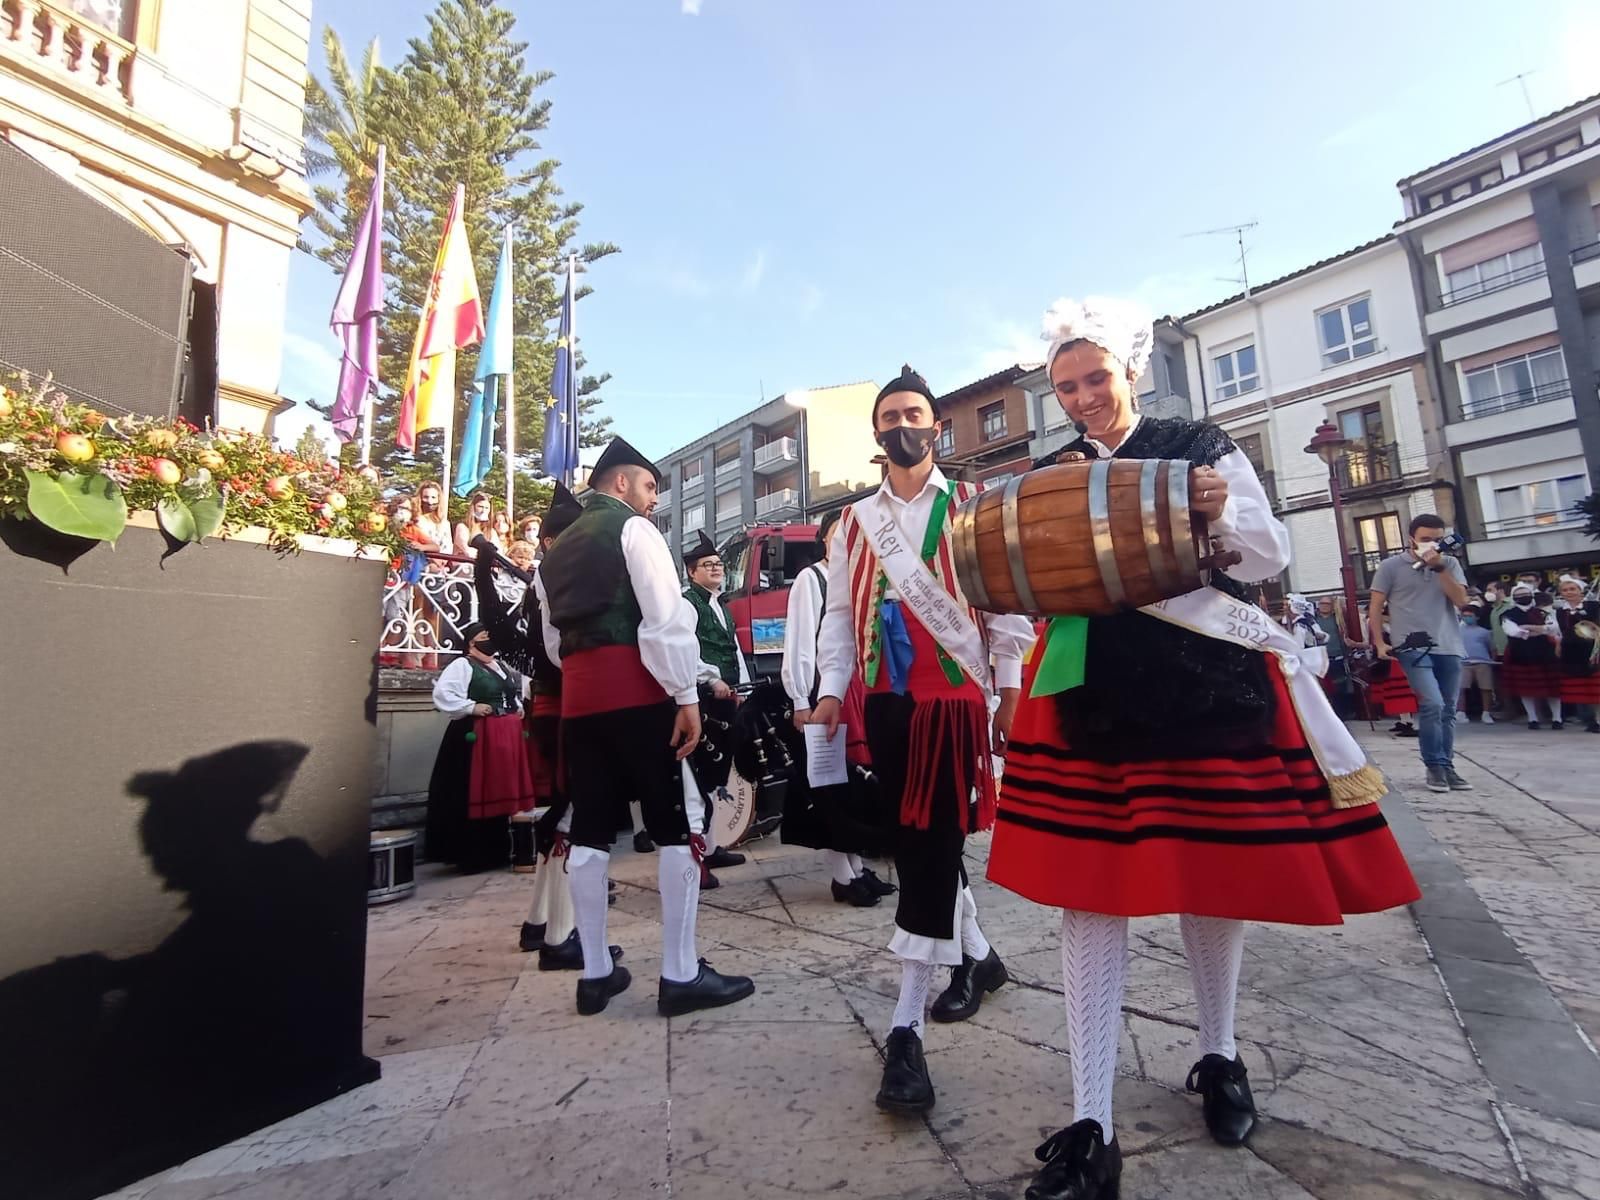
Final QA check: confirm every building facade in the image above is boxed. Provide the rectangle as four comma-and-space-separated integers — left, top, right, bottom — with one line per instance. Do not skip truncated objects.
1176, 237, 1454, 599
0, 0, 313, 434
650, 381, 880, 554
1393, 93, 1600, 584
934, 365, 1035, 488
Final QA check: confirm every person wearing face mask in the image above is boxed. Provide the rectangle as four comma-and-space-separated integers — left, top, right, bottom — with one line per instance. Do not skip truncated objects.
424, 621, 536, 873
988, 297, 1417, 1200
1456, 607, 1498, 724
681, 530, 753, 879
1501, 584, 1562, 728
1367, 516, 1471, 792
1554, 576, 1600, 732
810, 365, 1035, 1118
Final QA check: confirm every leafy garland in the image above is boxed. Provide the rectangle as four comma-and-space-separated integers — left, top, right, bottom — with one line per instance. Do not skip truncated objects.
0, 372, 403, 555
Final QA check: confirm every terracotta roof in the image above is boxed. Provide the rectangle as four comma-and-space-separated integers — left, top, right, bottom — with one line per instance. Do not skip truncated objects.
1396, 90, 1600, 186
1179, 234, 1396, 322
936, 364, 1036, 406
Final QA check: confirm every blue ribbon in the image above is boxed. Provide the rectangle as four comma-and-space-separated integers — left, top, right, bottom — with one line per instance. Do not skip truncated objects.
881, 599, 915, 696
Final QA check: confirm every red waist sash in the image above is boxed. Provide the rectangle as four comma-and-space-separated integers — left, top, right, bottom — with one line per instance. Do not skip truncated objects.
561, 645, 670, 718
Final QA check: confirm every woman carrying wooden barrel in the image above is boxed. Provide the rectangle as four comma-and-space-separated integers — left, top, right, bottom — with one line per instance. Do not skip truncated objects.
987, 297, 1419, 1200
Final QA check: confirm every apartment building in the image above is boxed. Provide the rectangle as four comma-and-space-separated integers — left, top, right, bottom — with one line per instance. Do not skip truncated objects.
1393, 92, 1600, 582
651, 381, 880, 554
933, 365, 1035, 488
1177, 238, 1453, 596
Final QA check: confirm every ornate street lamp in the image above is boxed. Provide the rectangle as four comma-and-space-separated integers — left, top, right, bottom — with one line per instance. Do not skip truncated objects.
1305, 420, 1364, 643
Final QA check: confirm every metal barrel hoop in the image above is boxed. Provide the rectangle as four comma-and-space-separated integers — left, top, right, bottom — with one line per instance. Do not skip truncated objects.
1000, 475, 1040, 614
1087, 459, 1125, 609
1138, 458, 1175, 595
951, 492, 994, 612
1168, 459, 1201, 582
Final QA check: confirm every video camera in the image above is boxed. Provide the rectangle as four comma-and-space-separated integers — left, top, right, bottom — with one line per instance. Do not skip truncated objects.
1410, 532, 1466, 571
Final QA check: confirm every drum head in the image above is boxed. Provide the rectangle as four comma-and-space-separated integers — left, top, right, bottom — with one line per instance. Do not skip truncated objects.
710, 770, 757, 848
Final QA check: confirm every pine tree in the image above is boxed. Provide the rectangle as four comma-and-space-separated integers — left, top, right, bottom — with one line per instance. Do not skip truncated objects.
293, 425, 331, 464
300, 0, 616, 505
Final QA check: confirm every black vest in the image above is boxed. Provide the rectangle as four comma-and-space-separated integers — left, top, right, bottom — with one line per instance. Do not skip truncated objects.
540, 494, 646, 658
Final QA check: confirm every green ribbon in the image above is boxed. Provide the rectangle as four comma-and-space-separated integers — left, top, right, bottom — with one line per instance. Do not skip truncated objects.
1029, 615, 1090, 698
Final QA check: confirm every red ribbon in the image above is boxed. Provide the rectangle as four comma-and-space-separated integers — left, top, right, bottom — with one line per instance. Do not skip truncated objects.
688, 833, 707, 864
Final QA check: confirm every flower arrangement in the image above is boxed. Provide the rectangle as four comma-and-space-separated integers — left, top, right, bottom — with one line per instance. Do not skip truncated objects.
0, 371, 403, 555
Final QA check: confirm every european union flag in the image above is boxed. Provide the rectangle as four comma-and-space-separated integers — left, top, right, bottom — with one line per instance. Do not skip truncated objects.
542, 258, 578, 487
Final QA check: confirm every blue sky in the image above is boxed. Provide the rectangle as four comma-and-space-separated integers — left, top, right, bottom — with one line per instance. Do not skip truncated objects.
278, 0, 1600, 461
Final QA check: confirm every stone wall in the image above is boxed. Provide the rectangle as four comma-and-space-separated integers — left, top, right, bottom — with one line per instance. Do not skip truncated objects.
372, 668, 449, 835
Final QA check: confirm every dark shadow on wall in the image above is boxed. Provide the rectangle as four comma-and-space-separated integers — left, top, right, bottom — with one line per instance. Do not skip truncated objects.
0, 741, 379, 1200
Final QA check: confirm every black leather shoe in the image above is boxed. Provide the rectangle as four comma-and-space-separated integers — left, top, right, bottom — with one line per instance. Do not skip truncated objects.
831, 877, 881, 907
875, 1026, 935, 1115
575, 965, 631, 1015
1026, 1119, 1121, 1200
859, 867, 897, 896
518, 921, 546, 952
930, 948, 1008, 1022
1185, 1053, 1257, 1146
633, 830, 656, 854
703, 847, 746, 869
657, 959, 755, 1016
538, 930, 623, 972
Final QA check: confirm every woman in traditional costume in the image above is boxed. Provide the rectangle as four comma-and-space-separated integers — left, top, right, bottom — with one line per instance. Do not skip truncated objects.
987, 297, 1420, 1200
1501, 583, 1563, 728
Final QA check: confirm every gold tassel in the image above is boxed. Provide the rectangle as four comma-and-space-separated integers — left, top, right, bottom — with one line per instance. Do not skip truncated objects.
1327, 763, 1387, 810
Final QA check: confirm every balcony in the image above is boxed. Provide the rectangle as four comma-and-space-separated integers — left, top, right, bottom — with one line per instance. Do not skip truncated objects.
1462, 378, 1571, 421
679, 471, 704, 497
715, 459, 741, 483
1439, 260, 1547, 308
1574, 240, 1600, 292
2, 0, 136, 105
753, 436, 798, 475
754, 488, 800, 520
1334, 442, 1401, 492
1425, 272, 1551, 338
1353, 550, 1387, 591
379, 551, 525, 667
1482, 510, 1586, 538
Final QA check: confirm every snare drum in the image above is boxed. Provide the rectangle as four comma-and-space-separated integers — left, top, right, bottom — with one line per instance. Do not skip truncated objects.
368, 829, 418, 905
508, 811, 537, 873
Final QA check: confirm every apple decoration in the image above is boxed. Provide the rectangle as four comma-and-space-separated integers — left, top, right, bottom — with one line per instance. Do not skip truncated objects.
56, 432, 94, 463
361, 512, 388, 534
265, 475, 293, 499
326, 490, 348, 512
149, 458, 181, 486
145, 429, 179, 450
196, 449, 225, 471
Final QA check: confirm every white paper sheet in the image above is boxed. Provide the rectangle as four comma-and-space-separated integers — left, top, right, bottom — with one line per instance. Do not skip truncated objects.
804, 723, 848, 788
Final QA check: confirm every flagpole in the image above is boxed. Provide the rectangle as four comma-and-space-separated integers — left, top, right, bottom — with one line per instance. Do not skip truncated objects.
440, 388, 453, 527
504, 372, 515, 517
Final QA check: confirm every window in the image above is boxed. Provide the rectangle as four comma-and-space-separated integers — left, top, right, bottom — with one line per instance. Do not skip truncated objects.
682, 459, 703, 485
715, 489, 741, 526
1355, 512, 1403, 584
1235, 433, 1266, 473
720, 536, 748, 593
1317, 296, 1378, 367
1212, 344, 1259, 400
1338, 403, 1384, 445
1420, 166, 1503, 213
1463, 348, 1568, 419
979, 401, 1006, 441
61, 0, 135, 38
935, 424, 955, 457
1493, 475, 1587, 530
1443, 243, 1544, 304
683, 504, 705, 531
1520, 132, 1583, 173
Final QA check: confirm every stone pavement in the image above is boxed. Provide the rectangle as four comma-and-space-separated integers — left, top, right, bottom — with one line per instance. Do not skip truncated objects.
106, 720, 1600, 1200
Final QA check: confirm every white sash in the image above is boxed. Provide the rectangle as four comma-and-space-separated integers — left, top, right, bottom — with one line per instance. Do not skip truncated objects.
1142, 588, 1385, 808
859, 495, 993, 696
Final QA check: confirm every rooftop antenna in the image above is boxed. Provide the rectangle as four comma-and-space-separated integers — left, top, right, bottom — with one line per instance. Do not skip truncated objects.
1496, 70, 1538, 122
1183, 221, 1259, 296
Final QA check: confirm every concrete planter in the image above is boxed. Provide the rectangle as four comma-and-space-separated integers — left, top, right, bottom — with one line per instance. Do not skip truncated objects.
0, 518, 385, 1200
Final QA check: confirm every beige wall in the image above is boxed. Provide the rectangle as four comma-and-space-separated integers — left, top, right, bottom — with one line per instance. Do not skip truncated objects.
803, 382, 882, 507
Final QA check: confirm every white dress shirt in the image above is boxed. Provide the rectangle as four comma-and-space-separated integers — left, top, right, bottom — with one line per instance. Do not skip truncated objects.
815, 466, 1034, 703
432, 655, 519, 719
781, 562, 827, 708
532, 510, 703, 704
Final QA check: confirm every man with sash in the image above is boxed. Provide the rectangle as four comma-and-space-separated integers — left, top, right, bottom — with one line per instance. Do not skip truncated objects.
810, 366, 1035, 1115
681, 530, 752, 883
534, 436, 755, 1017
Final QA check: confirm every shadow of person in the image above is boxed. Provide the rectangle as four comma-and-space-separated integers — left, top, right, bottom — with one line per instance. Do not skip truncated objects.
0, 740, 364, 1200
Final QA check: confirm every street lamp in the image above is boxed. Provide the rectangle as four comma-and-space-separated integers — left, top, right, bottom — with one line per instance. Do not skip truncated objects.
1305, 420, 1364, 644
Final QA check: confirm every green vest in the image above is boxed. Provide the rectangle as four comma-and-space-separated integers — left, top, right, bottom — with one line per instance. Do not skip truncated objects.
685, 582, 739, 684
540, 493, 645, 657
466, 660, 521, 714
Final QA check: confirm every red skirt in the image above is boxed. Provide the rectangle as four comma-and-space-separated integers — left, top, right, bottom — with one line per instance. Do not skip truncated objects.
469, 713, 536, 819
1559, 667, 1600, 705
1367, 667, 1417, 717
1501, 652, 1560, 698
989, 658, 1419, 925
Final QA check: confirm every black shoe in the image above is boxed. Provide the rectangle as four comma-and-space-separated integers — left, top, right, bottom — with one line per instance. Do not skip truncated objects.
1396, 725, 1419, 738
1026, 1119, 1122, 1200
657, 959, 755, 1017
875, 1026, 935, 1115
609, 879, 617, 891
575, 965, 632, 1015
633, 830, 656, 854
1185, 1053, 1257, 1146
930, 948, 1008, 1023
1587, 721, 1600, 733
1552, 720, 1565, 730
538, 930, 623, 972
1444, 768, 1473, 791
1529, 720, 1541, 730
831, 877, 881, 907
1425, 765, 1450, 793
518, 921, 546, 952
1389, 721, 1409, 734
859, 867, 897, 896
700, 865, 720, 890
703, 847, 746, 869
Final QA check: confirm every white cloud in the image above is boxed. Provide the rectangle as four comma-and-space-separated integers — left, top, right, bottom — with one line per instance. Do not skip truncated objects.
681, 0, 702, 13
663, 267, 712, 298
968, 318, 1043, 380
740, 249, 767, 292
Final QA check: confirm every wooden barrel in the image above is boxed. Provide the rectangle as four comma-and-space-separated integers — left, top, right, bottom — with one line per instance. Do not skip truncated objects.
950, 459, 1209, 616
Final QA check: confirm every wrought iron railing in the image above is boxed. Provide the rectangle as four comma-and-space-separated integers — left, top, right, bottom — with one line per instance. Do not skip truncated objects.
1481, 510, 1586, 537
1462, 378, 1571, 420
1334, 442, 1401, 491
379, 551, 527, 667
1439, 260, 1547, 307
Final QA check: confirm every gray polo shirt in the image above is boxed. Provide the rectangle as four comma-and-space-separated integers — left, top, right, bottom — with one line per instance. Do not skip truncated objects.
1371, 551, 1467, 656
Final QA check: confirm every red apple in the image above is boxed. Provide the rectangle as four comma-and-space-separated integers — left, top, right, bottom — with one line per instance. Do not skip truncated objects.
56, 431, 94, 463
265, 475, 293, 500
149, 458, 181, 486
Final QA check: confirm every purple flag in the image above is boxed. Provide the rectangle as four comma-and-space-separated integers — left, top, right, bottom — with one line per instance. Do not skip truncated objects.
328, 145, 386, 444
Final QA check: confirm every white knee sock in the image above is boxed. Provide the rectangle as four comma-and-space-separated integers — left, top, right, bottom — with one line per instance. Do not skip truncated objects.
825, 850, 856, 886
847, 853, 864, 877
566, 846, 612, 980
659, 845, 701, 984
1180, 914, 1245, 1060
1522, 696, 1541, 722
959, 886, 991, 960
1551, 699, 1564, 721
1062, 909, 1128, 1134
891, 960, 936, 1037
542, 856, 576, 944
526, 859, 551, 926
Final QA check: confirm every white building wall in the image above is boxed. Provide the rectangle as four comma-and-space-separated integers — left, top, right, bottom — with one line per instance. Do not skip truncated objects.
1284, 508, 1343, 593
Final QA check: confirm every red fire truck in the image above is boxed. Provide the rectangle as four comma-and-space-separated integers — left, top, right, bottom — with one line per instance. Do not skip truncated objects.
716, 522, 824, 680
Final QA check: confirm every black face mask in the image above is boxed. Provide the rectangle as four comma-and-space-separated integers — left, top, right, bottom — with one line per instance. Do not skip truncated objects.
876, 425, 937, 469
472, 639, 496, 656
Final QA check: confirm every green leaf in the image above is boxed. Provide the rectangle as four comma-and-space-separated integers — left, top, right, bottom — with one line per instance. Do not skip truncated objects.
156, 491, 227, 543
24, 469, 127, 543
189, 490, 226, 540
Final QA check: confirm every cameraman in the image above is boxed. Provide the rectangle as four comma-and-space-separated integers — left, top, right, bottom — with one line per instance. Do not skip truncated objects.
1367, 515, 1471, 793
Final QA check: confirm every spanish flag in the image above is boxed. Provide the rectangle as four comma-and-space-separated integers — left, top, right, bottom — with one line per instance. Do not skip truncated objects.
397, 184, 485, 453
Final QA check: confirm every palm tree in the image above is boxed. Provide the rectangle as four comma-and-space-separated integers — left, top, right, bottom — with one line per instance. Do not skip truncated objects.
300, 29, 383, 265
